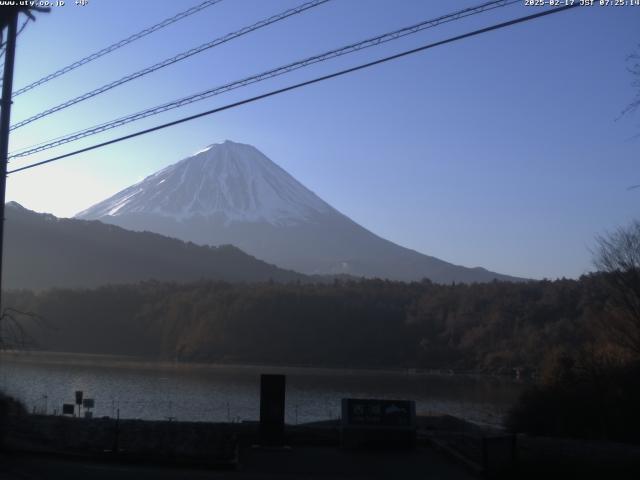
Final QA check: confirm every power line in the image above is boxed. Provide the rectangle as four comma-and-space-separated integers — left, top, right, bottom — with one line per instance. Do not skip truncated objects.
10, 0, 331, 131
12, 0, 225, 97
9, 0, 518, 159
0, 17, 30, 72
7, 3, 579, 176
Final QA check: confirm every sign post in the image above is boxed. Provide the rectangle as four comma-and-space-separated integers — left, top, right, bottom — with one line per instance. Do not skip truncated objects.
75, 390, 83, 417
83, 398, 95, 418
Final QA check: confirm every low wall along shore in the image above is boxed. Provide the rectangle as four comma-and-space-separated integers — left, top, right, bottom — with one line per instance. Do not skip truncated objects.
2, 411, 640, 476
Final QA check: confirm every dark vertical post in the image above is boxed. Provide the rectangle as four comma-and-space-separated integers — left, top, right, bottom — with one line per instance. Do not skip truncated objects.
259, 374, 286, 446
0, 12, 19, 312
113, 408, 120, 454
75, 390, 83, 417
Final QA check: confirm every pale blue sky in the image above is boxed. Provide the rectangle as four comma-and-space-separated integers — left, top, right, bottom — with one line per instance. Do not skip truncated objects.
4, 0, 639, 279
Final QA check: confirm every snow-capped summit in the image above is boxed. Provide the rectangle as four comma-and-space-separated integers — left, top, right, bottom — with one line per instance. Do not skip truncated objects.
76, 140, 332, 226
77, 141, 522, 283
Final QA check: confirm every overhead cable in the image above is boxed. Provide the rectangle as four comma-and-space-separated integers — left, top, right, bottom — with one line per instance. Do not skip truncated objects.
7, 3, 580, 175
10, 0, 331, 130
12, 0, 225, 97
9, 0, 516, 158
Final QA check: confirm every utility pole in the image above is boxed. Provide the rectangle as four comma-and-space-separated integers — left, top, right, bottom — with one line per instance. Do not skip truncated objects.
0, 10, 19, 314
0, 6, 48, 314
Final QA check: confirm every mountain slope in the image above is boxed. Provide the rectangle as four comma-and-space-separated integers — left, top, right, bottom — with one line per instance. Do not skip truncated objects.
77, 140, 523, 283
2, 202, 307, 290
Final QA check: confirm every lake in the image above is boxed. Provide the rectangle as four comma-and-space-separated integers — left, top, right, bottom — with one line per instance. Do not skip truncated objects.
0, 351, 525, 427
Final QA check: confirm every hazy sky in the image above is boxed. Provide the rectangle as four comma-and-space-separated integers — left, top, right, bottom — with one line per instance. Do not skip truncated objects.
4, 0, 639, 280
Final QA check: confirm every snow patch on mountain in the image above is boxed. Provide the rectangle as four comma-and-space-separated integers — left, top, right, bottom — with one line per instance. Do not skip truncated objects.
76, 140, 334, 226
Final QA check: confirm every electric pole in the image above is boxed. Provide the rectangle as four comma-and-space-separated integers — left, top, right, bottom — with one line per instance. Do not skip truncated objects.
0, 6, 48, 314
0, 10, 19, 314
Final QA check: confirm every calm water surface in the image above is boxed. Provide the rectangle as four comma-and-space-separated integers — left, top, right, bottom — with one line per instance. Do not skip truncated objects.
0, 352, 525, 427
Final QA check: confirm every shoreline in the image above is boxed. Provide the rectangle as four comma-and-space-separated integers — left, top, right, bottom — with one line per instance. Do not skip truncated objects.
0, 350, 521, 429
0, 350, 530, 381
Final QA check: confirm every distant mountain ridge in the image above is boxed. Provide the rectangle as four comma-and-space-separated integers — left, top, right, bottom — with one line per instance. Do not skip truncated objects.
2, 202, 308, 290
76, 140, 524, 283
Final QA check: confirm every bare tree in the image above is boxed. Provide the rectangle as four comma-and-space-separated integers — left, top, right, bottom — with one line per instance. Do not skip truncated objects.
621, 45, 640, 118
594, 220, 640, 356
0, 307, 43, 350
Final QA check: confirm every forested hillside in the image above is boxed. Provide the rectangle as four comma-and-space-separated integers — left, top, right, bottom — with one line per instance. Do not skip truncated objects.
2, 202, 308, 289
4, 275, 613, 373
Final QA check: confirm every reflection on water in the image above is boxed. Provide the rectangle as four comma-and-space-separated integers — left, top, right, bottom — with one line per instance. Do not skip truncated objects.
0, 352, 525, 426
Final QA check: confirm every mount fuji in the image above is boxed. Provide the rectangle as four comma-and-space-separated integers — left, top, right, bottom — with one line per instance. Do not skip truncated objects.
76, 140, 521, 283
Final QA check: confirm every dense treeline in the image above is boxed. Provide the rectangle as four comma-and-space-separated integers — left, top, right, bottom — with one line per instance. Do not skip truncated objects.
506, 222, 640, 443
5, 267, 640, 442
2, 274, 615, 373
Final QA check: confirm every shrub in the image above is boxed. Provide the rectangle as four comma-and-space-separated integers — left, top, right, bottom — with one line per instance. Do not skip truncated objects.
508, 361, 640, 443
0, 391, 27, 446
